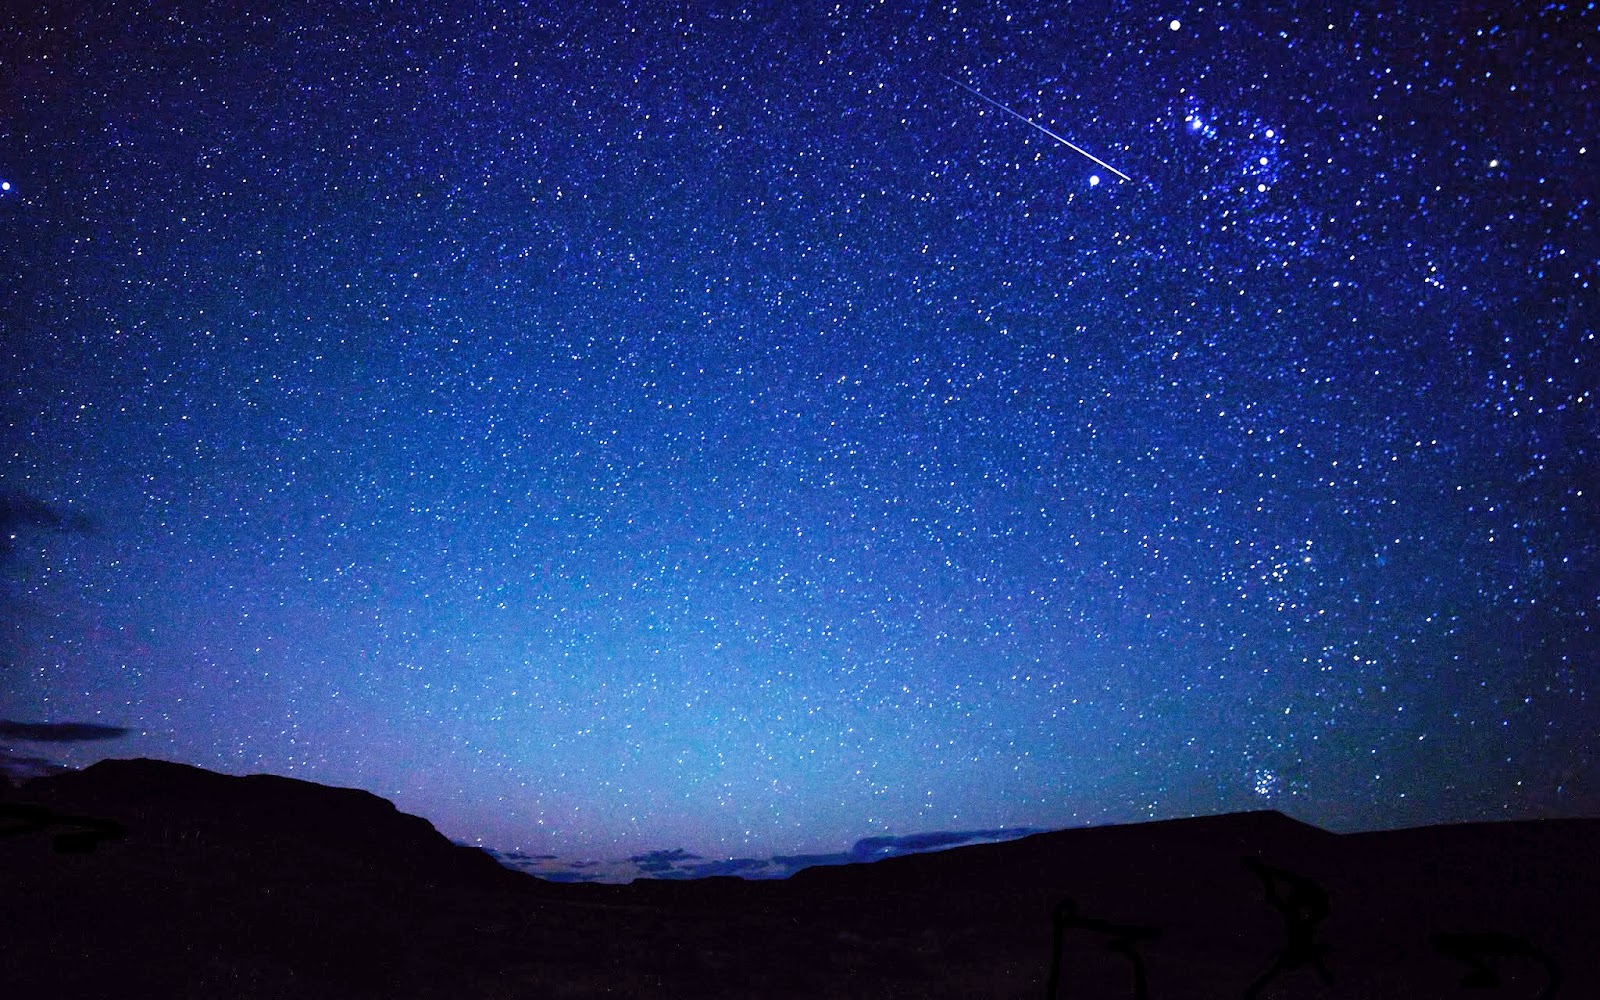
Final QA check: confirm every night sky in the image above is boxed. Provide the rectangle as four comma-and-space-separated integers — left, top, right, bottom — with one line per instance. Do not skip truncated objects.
2, 2, 1594, 861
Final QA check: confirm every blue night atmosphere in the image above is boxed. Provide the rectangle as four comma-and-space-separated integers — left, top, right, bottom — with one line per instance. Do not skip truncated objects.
1, 2, 1593, 869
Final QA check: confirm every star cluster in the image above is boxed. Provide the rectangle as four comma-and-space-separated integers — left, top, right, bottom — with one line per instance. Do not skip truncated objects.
2, 1, 1593, 857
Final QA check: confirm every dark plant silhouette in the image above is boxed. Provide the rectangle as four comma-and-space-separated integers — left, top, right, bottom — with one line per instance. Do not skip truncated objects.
1046, 897, 1161, 1000
1242, 857, 1333, 997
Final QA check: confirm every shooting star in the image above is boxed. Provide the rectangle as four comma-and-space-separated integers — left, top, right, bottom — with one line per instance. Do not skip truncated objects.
943, 75, 1132, 183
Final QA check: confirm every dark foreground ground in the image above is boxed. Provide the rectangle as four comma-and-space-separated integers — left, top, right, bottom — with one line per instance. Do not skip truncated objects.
3, 759, 1594, 998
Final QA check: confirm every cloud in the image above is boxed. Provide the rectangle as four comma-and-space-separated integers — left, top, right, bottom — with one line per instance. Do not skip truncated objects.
0, 491, 94, 560
770, 851, 855, 871
1, 491, 99, 671
0, 494, 128, 766
0, 722, 130, 784
532, 869, 604, 883
674, 856, 776, 879
0, 751, 73, 783
628, 848, 703, 873
846, 827, 1040, 860
500, 827, 1049, 884
0, 720, 131, 743
496, 850, 559, 862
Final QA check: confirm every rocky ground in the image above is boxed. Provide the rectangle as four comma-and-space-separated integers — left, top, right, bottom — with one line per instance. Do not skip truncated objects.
3, 758, 1593, 998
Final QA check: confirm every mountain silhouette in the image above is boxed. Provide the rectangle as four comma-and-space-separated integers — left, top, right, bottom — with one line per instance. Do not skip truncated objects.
3, 758, 1594, 998
11, 757, 515, 888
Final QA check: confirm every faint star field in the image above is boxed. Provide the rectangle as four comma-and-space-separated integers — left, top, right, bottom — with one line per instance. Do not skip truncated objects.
1, 2, 1594, 859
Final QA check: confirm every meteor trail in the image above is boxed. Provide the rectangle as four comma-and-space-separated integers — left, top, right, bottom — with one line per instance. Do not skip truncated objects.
943, 75, 1132, 183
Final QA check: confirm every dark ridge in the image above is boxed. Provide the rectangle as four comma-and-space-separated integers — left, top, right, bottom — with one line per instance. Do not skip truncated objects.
16, 757, 519, 889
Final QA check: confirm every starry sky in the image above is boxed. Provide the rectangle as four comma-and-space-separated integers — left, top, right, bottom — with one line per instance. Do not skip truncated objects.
1, 1, 1594, 859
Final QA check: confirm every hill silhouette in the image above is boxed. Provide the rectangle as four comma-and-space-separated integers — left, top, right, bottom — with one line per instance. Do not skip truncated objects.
3, 758, 1594, 997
